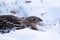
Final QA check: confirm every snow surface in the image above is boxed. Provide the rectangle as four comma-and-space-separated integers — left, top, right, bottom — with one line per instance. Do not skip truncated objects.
0, 28, 60, 40
0, 0, 60, 40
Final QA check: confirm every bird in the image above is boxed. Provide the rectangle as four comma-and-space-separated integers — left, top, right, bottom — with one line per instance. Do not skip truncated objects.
0, 15, 43, 34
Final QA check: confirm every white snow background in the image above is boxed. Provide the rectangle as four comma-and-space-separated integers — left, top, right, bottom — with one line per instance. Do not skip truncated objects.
0, 0, 60, 40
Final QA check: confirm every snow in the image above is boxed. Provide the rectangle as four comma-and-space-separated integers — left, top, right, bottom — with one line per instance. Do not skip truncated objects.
0, 28, 60, 40
0, 0, 60, 40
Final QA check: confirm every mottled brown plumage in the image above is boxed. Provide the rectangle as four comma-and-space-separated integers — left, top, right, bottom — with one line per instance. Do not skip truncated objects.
0, 15, 42, 34
0, 15, 25, 34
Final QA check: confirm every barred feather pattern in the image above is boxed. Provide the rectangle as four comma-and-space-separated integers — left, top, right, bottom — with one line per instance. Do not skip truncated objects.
0, 15, 42, 34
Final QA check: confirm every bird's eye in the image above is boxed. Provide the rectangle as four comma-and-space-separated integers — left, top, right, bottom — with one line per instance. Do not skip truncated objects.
33, 19, 36, 21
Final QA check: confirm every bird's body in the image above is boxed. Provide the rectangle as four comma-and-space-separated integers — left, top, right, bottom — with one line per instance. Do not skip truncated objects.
0, 15, 42, 34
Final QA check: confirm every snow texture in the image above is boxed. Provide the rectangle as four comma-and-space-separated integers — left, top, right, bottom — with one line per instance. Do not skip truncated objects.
0, 28, 60, 40
0, 0, 60, 40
